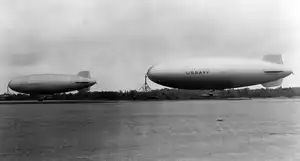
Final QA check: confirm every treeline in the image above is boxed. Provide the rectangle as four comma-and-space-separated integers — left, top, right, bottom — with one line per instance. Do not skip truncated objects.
2, 87, 300, 101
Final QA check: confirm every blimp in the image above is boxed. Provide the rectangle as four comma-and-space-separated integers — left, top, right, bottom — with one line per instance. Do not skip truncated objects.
8, 71, 96, 101
147, 54, 293, 92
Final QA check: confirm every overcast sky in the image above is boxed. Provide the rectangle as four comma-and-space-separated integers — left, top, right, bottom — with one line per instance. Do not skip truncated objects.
0, 0, 299, 92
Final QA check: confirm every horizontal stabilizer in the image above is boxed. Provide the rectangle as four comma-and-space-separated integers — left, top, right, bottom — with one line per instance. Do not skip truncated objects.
262, 78, 283, 88
78, 87, 91, 93
263, 54, 283, 64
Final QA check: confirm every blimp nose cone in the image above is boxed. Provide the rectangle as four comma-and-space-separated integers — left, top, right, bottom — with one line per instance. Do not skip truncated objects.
147, 66, 157, 81
8, 80, 13, 89
8, 79, 19, 91
147, 65, 166, 85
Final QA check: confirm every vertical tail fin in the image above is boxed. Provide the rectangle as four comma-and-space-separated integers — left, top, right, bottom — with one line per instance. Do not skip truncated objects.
77, 71, 91, 78
77, 71, 92, 93
263, 54, 283, 64
261, 54, 284, 88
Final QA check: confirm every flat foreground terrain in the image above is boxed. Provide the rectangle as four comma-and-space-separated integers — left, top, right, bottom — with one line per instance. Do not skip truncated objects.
0, 99, 300, 161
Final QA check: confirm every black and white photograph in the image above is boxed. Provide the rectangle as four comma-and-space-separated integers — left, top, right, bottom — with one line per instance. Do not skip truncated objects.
0, 0, 299, 160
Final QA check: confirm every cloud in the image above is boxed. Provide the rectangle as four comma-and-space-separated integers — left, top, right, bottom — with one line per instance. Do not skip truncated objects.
0, 0, 299, 92
8, 52, 42, 66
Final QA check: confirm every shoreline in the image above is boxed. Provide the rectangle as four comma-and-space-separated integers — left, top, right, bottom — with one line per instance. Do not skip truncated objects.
0, 100, 120, 104
1, 97, 300, 104
0, 97, 294, 104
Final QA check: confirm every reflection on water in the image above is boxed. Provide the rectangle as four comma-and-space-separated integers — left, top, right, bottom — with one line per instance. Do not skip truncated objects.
0, 99, 300, 161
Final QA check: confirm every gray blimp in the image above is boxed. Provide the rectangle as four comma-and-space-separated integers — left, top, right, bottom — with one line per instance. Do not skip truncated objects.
8, 71, 96, 100
147, 54, 293, 91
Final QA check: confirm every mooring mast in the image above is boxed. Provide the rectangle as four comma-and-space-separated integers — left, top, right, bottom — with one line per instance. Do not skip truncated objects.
138, 74, 151, 92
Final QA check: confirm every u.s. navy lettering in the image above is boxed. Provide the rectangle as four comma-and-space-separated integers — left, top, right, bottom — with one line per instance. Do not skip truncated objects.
186, 71, 209, 75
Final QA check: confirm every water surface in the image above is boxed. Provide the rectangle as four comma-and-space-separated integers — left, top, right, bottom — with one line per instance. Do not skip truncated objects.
0, 99, 300, 161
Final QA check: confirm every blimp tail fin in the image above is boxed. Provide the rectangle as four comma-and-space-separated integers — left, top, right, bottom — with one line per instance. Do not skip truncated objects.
261, 54, 285, 88
263, 54, 283, 64
78, 87, 91, 93
262, 78, 283, 88
77, 71, 91, 78
77, 71, 92, 93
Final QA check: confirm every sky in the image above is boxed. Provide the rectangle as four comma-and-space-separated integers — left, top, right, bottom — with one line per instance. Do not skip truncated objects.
0, 0, 299, 93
